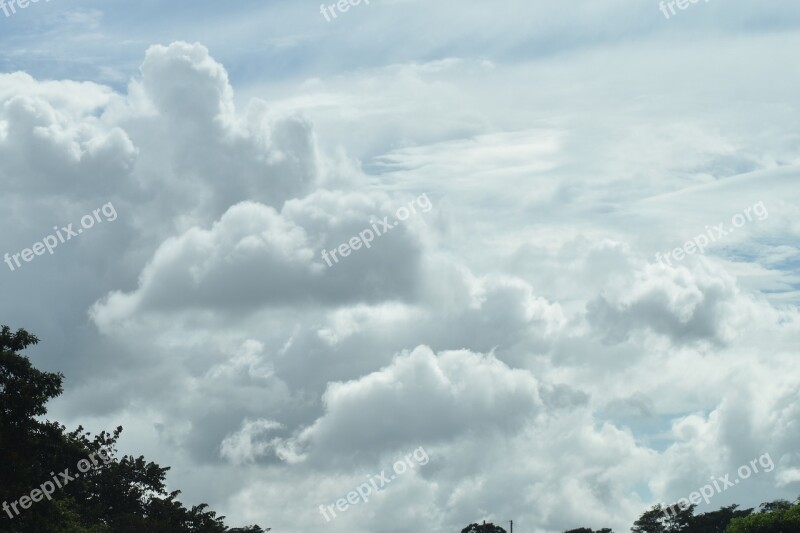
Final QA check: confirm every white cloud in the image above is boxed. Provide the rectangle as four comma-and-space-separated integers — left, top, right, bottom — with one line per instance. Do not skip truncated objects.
2, 5, 800, 531
221, 418, 284, 465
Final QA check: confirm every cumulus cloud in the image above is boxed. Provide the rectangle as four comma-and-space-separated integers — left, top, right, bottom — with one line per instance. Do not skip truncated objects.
221, 418, 284, 465
587, 260, 753, 346
269, 346, 544, 464
2, 3, 800, 530
0, 87, 137, 196
90, 189, 430, 326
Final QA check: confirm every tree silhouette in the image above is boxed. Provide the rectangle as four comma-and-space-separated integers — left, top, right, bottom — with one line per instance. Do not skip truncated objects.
727, 497, 800, 533
758, 499, 792, 513
631, 505, 667, 533
461, 522, 507, 533
689, 504, 751, 532
0, 325, 265, 532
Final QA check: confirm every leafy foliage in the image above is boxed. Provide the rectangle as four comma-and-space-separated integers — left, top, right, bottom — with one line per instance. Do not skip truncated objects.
461, 522, 508, 533
0, 325, 266, 532
726, 498, 800, 533
564, 497, 800, 533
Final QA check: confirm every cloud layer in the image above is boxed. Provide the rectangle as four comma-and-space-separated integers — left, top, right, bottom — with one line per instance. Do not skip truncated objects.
1, 3, 800, 532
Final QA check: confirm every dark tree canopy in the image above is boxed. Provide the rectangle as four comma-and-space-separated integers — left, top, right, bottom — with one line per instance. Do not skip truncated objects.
0, 325, 266, 532
565, 497, 800, 533
727, 498, 800, 533
461, 522, 507, 533
630, 501, 754, 533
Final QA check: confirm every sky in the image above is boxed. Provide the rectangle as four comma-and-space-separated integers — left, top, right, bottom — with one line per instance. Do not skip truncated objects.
1, 0, 800, 531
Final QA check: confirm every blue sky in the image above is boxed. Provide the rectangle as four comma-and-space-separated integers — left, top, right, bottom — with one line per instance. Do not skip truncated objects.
2, 0, 797, 87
